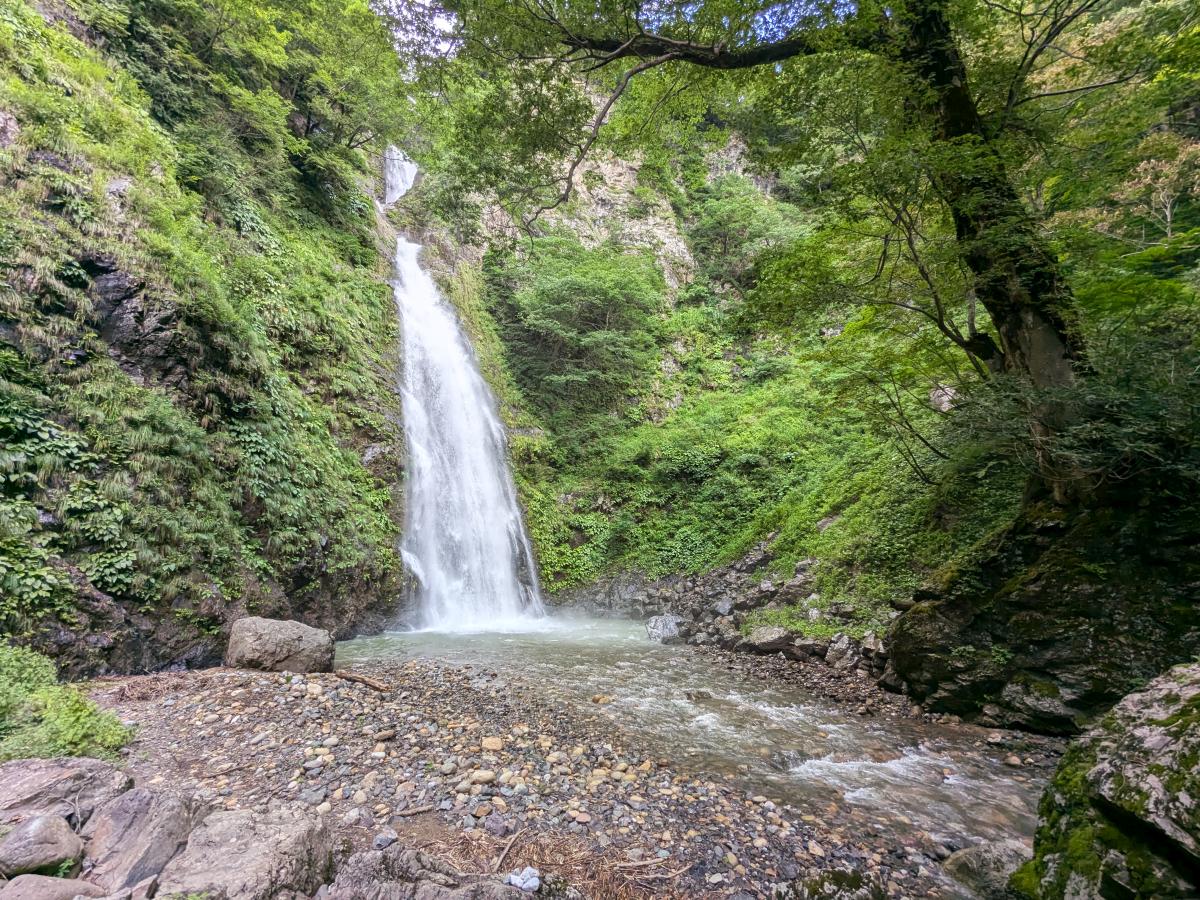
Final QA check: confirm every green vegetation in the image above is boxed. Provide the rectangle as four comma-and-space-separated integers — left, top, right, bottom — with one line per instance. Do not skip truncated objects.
1, 0, 409, 665
0, 643, 129, 759
387, 0, 1199, 652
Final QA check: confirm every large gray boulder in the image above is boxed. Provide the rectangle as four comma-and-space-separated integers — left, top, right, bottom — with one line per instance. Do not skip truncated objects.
81, 788, 207, 892
156, 803, 333, 899
942, 839, 1031, 899
645, 614, 687, 645
326, 844, 522, 899
0, 874, 105, 900
224, 616, 334, 673
0, 815, 84, 877
0, 758, 131, 828
743, 625, 793, 654
1015, 661, 1200, 898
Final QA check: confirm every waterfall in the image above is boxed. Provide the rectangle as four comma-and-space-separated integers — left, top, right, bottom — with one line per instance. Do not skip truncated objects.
383, 148, 546, 631
383, 146, 418, 205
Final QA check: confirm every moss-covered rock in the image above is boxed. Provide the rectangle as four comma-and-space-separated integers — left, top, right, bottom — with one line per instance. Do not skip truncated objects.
1012, 662, 1200, 897
886, 499, 1200, 734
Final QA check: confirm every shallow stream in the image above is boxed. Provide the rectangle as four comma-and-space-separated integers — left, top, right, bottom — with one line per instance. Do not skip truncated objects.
339, 616, 1046, 857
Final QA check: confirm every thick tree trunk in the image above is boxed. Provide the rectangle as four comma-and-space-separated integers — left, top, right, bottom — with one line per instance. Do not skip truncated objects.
900, 0, 1086, 392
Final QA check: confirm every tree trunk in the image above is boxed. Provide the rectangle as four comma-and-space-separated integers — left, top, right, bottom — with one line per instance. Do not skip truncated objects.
901, 0, 1087, 392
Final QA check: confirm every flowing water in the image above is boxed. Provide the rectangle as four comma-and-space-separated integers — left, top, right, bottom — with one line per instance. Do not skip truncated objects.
340, 617, 1045, 852
372, 151, 1043, 866
385, 149, 544, 630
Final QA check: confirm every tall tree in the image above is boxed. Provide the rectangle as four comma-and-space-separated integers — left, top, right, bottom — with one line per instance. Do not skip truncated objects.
391, 0, 1108, 397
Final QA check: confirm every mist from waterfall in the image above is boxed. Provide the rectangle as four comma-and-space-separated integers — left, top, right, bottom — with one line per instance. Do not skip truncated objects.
383, 147, 545, 631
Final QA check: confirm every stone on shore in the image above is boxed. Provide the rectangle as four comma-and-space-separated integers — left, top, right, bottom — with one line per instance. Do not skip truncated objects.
744, 625, 793, 654
156, 803, 333, 899
645, 614, 686, 644
943, 839, 1031, 899
0, 758, 131, 828
0, 815, 84, 877
224, 616, 334, 673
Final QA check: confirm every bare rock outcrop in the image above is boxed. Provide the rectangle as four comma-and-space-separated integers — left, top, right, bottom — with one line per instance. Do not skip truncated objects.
155, 802, 334, 899
81, 788, 208, 893
325, 844, 522, 899
0, 758, 131, 828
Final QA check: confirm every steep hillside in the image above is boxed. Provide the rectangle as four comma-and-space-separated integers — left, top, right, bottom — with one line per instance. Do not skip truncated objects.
0, 0, 408, 674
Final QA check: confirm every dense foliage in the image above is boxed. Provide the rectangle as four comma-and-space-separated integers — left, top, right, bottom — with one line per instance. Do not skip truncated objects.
397, 0, 1200, 639
1, 0, 410, 664
0, 643, 128, 759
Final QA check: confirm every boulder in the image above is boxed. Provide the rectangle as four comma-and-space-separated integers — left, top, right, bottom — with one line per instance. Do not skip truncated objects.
81, 788, 207, 892
156, 803, 333, 900
942, 839, 1031, 899
825, 633, 862, 670
0, 758, 131, 828
0, 874, 105, 900
793, 637, 830, 661
743, 626, 793, 654
711, 618, 745, 651
886, 503, 1200, 734
224, 616, 334, 673
645, 614, 687, 645
325, 844, 521, 899
1014, 662, 1200, 897
0, 815, 84, 877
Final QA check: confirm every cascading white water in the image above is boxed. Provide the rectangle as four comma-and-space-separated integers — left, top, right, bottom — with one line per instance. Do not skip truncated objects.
383, 146, 418, 205
383, 148, 545, 631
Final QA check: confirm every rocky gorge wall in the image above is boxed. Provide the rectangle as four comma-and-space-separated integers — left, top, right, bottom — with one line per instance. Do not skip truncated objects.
1, 0, 408, 676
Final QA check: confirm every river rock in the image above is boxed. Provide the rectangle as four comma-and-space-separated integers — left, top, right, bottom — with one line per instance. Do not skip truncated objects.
942, 839, 1030, 898
325, 844, 521, 899
0, 758, 132, 828
1015, 661, 1200, 897
81, 788, 207, 892
825, 633, 862, 670
744, 626, 792, 654
0, 815, 84, 877
156, 802, 333, 899
646, 614, 686, 644
0, 875, 106, 900
224, 616, 334, 673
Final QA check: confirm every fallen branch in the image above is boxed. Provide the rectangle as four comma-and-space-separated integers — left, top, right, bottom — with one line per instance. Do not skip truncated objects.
613, 858, 670, 869
334, 669, 390, 692
396, 804, 435, 817
491, 828, 524, 873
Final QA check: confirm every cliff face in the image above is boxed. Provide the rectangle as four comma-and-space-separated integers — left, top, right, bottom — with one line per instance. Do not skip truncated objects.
1, 0, 407, 675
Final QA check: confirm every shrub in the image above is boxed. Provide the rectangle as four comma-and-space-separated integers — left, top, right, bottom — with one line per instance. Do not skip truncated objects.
0, 644, 130, 760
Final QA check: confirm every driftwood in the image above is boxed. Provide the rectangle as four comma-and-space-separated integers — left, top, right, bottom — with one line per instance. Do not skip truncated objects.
491, 828, 524, 872
396, 804, 436, 817
334, 669, 390, 692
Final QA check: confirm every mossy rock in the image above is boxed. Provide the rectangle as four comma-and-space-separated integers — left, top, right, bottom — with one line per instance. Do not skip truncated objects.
887, 498, 1200, 734
1014, 662, 1200, 897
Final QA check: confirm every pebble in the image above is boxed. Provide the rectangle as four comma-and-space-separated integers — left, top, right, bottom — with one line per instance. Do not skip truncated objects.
373, 828, 398, 850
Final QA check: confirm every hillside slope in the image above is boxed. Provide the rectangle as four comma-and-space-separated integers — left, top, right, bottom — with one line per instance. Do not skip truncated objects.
1, 0, 408, 674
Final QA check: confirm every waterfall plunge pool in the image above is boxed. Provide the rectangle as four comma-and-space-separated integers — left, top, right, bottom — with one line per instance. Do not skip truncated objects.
338, 615, 1048, 856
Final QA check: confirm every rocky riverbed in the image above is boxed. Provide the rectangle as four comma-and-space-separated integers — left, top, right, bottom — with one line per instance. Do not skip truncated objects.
68, 643, 1062, 899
